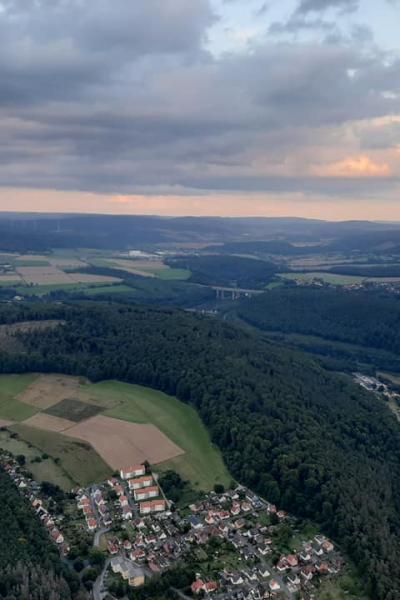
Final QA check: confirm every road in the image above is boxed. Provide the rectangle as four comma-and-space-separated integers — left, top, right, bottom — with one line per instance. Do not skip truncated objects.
93, 527, 109, 548
92, 558, 111, 600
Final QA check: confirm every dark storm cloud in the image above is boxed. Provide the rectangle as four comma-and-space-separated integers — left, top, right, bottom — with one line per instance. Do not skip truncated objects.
0, 0, 399, 199
296, 0, 359, 13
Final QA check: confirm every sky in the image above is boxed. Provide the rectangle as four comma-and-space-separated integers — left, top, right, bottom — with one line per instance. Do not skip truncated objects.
0, 0, 399, 219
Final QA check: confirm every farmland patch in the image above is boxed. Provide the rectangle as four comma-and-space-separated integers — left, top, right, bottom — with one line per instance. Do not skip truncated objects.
64, 414, 184, 470
44, 398, 103, 422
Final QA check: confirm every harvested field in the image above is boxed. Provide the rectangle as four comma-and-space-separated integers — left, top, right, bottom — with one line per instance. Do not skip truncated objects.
68, 273, 121, 283
45, 398, 102, 422
18, 373, 81, 409
49, 258, 88, 269
0, 418, 14, 427
0, 274, 22, 282
65, 415, 184, 470
104, 259, 167, 277
23, 413, 75, 432
17, 265, 73, 284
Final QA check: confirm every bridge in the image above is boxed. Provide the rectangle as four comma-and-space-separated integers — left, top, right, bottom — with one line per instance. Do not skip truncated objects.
212, 286, 265, 300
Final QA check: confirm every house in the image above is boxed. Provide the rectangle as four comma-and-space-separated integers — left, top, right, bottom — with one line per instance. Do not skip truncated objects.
120, 495, 129, 507
115, 485, 124, 496
300, 550, 311, 562
287, 554, 298, 568
78, 497, 91, 509
131, 548, 146, 561
231, 502, 241, 516
122, 506, 133, 520
134, 486, 159, 502
287, 573, 301, 586
204, 581, 218, 593
315, 534, 326, 546
108, 540, 119, 555
322, 540, 334, 553
258, 566, 270, 578
50, 529, 64, 544
87, 518, 97, 531
241, 501, 252, 512
188, 516, 203, 530
269, 580, 281, 592
120, 465, 146, 480
191, 580, 205, 595
276, 558, 288, 572
123, 539, 132, 550
128, 475, 153, 490
103, 514, 112, 527
230, 573, 244, 585
301, 566, 314, 581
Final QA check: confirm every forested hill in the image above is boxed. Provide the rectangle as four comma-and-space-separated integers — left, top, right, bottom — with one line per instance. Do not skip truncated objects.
0, 466, 85, 599
237, 287, 400, 354
1, 303, 400, 598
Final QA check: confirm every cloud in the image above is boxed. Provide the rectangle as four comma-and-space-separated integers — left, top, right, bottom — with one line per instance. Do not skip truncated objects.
296, 0, 359, 14
0, 0, 399, 207
311, 156, 391, 177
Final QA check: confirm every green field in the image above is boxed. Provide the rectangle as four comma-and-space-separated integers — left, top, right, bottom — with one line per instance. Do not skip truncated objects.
0, 429, 74, 490
14, 282, 116, 296
87, 380, 231, 490
10, 423, 112, 487
155, 268, 191, 281
82, 284, 135, 296
280, 272, 366, 285
281, 271, 400, 285
318, 570, 369, 600
0, 374, 39, 421
0, 373, 231, 490
14, 260, 50, 267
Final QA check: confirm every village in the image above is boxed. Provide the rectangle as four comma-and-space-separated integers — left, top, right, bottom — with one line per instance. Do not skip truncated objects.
0, 449, 344, 600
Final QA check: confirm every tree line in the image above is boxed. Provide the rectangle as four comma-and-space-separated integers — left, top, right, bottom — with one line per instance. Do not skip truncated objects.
1, 302, 400, 598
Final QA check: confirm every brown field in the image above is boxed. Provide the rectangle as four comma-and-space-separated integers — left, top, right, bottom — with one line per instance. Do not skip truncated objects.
64, 414, 184, 470
105, 259, 167, 278
23, 413, 75, 432
68, 273, 121, 283
0, 419, 14, 427
18, 254, 51, 261
16, 266, 120, 285
49, 258, 88, 269
17, 266, 73, 284
18, 374, 83, 409
0, 274, 22, 282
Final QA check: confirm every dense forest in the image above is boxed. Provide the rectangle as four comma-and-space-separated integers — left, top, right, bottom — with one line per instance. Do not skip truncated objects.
0, 466, 85, 599
237, 286, 400, 355
0, 303, 400, 598
166, 255, 279, 288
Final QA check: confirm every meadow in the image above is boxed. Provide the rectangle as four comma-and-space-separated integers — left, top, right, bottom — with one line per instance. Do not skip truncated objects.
10, 423, 111, 487
0, 374, 39, 421
85, 380, 231, 490
0, 373, 231, 491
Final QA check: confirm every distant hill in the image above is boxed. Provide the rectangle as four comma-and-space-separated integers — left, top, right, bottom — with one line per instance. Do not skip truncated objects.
1, 212, 400, 251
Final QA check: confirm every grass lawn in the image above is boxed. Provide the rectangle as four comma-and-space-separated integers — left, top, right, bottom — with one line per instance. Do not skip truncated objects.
0, 373, 39, 421
10, 423, 112, 487
0, 429, 74, 490
87, 380, 231, 491
155, 268, 191, 281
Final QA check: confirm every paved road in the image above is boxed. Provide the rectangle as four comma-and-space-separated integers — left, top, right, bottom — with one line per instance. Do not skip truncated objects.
93, 558, 111, 600
93, 527, 109, 548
